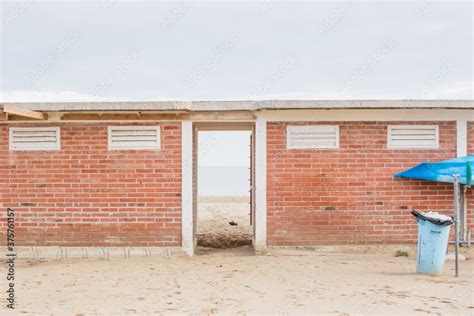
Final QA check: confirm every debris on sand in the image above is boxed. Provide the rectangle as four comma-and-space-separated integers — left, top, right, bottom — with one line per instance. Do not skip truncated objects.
197, 197, 251, 249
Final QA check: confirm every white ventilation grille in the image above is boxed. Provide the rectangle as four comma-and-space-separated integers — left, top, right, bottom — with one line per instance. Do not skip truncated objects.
108, 126, 161, 150
9, 127, 60, 151
287, 125, 339, 149
388, 125, 439, 149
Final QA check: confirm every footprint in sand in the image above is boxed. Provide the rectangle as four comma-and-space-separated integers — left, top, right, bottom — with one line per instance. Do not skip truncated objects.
413, 308, 433, 314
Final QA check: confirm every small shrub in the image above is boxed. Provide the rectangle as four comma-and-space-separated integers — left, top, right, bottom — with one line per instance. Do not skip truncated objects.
395, 250, 409, 257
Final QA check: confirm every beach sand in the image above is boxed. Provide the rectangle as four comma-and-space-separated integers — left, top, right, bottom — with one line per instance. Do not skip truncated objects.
197, 196, 252, 248
2, 197, 473, 315
2, 245, 473, 315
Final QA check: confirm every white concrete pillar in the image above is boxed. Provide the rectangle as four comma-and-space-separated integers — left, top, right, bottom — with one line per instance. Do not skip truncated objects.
456, 120, 467, 158
181, 121, 194, 256
254, 116, 267, 250
456, 120, 467, 157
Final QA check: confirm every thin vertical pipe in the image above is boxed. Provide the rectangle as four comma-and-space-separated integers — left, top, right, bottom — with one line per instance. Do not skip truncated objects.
453, 175, 459, 277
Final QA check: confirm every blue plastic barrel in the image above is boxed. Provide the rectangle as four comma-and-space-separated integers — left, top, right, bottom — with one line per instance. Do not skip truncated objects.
416, 217, 451, 275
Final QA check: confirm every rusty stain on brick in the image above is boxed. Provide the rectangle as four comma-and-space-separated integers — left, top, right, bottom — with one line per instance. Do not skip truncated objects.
28, 178, 46, 183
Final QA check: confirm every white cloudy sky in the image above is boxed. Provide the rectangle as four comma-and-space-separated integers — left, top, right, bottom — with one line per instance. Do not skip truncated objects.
0, 0, 472, 102
199, 131, 251, 166
0, 1, 472, 169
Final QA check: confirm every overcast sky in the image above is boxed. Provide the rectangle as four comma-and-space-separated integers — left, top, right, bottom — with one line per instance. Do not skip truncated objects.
0, 0, 472, 102
199, 131, 251, 166
1, 1, 472, 168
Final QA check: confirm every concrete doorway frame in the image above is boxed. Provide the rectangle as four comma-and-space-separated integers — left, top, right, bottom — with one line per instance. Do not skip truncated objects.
181, 119, 266, 256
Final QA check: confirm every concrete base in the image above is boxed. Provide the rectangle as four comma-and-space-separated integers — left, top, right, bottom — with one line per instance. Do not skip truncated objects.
267, 244, 419, 256
445, 252, 466, 261
0, 246, 183, 259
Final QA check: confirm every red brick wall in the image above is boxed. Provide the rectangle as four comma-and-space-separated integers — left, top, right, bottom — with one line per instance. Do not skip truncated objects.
468, 121, 474, 155
267, 121, 472, 246
0, 122, 182, 247
468, 121, 474, 233
1, 119, 472, 248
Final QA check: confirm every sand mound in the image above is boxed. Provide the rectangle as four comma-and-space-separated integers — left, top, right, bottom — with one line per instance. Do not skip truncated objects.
197, 233, 252, 248
197, 196, 252, 249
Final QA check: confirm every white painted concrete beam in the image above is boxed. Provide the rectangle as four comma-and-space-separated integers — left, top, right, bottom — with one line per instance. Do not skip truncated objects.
255, 116, 267, 250
181, 121, 194, 256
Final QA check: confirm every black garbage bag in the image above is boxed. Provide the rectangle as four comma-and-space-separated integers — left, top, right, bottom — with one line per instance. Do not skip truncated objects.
411, 210, 454, 226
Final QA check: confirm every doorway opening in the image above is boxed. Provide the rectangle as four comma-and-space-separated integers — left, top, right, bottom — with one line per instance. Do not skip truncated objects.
194, 124, 255, 249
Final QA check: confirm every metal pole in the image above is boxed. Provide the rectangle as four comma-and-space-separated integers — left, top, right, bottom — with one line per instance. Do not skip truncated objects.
453, 175, 459, 277
459, 185, 466, 244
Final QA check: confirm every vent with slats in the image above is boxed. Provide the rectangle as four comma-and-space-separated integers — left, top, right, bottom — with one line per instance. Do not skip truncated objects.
9, 127, 60, 151
287, 125, 339, 149
108, 126, 161, 150
388, 125, 439, 149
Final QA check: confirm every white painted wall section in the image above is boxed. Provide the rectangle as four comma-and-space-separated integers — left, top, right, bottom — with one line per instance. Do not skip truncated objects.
456, 120, 467, 157
181, 121, 194, 256
255, 116, 267, 250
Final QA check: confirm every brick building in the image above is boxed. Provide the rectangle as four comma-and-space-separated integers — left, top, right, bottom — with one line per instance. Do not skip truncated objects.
1, 100, 473, 255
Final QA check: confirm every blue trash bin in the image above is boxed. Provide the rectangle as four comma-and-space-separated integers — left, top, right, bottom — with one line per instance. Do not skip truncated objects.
412, 210, 453, 275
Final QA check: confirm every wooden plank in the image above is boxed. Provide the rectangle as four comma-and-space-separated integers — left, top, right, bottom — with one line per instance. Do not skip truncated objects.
5, 114, 37, 121
193, 122, 255, 131
3, 110, 256, 122
60, 111, 255, 121
103, 113, 189, 120
2, 104, 47, 120
61, 113, 190, 121
60, 113, 101, 120
190, 112, 256, 121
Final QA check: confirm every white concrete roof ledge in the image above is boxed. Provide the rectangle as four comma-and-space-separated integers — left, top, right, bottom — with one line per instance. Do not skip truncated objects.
0, 100, 473, 112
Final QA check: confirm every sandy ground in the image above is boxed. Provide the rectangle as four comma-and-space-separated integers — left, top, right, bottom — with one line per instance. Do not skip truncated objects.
2, 198, 473, 315
197, 196, 252, 248
1, 245, 473, 315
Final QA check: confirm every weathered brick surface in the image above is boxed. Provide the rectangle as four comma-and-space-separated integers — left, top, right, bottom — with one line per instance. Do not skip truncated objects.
468, 121, 474, 155
1, 119, 472, 248
0, 123, 181, 247
468, 121, 474, 233
267, 121, 473, 245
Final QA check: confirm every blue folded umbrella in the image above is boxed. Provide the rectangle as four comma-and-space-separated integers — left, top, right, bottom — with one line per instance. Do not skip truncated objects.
394, 155, 473, 185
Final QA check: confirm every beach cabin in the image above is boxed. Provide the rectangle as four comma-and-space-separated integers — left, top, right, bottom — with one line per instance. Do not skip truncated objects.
1, 100, 473, 255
